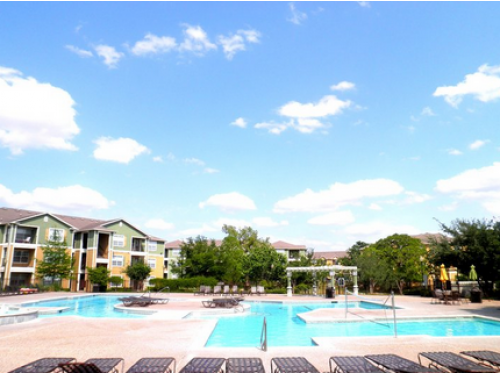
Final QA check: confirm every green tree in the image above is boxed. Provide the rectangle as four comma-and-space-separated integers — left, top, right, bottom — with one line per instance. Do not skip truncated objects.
430, 218, 500, 293
341, 241, 369, 267
36, 238, 73, 287
125, 260, 151, 291
87, 267, 110, 289
371, 234, 427, 294
172, 236, 224, 279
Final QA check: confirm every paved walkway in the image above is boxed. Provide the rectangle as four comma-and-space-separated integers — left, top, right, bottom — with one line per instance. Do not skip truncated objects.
1, 292, 500, 372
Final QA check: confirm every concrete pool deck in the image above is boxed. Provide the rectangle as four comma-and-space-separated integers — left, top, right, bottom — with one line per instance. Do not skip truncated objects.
1, 292, 500, 372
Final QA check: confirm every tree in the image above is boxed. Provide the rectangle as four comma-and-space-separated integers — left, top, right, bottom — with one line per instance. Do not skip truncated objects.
125, 260, 151, 291
430, 218, 500, 294
87, 267, 110, 290
172, 236, 224, 279
356, 245, 391, 294
341, 241, 369, 267
371, 234, 427, 294
36, 238, 73, 287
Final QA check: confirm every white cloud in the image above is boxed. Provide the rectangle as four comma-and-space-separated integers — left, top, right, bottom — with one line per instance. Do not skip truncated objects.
274, 179, 404, 213
184, 157, 205, 166
403, 191, 431, 204
287, 3, 307, 25
358, 2, 371, 8
308, 210, 355, 226
204, 168, 219, 174
435, 162, 500, 214
368, 203, 382, 210
66, 45, 93, 58
252, 217, 289, 227
131, 33, 177, 56
94, 44, 124, 68
144, 218, 175, 231
214, 218, 252, 229
0, 184, 112, 213
199, 192, 257, 212
344, 221, 420, 242
447, 149, 463, 156
178, 224, 219, 237
93, 137, 150, 164
231, 117, 247, 128
421, 107, 436, 116
279, 95, 351, 118
330, 81, 355, 91
254, 121, 290, 135
179, 25, 217, 55
153, 156, 163, 163
0, 66, 80, 155
218, 29, 261, 60
469, 139, 489, 150
433, 64, 500, 107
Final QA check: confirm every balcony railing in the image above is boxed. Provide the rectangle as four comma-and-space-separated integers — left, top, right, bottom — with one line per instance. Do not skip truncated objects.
15, 235, 36, 244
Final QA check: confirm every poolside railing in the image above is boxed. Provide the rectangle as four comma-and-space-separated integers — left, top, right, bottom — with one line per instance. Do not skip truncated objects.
260, 317, 267, 351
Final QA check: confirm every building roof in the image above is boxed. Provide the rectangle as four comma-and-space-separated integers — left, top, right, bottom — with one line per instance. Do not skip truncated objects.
412, 232, 449, 245
312, 251, 348, 260
0, 207, 163, 241
165, 239, 223, 248
272, 241, 307, 250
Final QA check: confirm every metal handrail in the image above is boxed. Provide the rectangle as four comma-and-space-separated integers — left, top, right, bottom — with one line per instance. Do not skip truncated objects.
260, 317, 267, 351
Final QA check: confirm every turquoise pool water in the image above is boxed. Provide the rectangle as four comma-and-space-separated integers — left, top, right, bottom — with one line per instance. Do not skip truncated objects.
22, 295, 144, 319
205, 301, 500, 347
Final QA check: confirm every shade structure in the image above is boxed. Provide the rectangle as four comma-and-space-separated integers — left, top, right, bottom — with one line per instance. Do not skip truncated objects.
469, 265, 478, 281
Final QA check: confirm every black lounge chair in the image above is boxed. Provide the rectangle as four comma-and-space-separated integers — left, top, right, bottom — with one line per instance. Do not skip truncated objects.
126, 357, 176, 373
461, 351, 500, 370
329, 356, 383, 373
58, 362, 103, 373
419, 351, 497, 373
9, 357, 76, 373
119, 296, 153, 307
366, 354, 440, 373
270, 357, 319, 373
179, 358, 225, 373
85, 358, 124, 373
226, 358, 265, 373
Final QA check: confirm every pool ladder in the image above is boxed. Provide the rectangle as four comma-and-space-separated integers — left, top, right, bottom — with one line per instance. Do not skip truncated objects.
260, 317, 267, 351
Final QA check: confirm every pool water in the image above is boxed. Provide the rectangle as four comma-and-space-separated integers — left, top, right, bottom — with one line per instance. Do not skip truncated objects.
22, 295, 144, 319
205, 301, 500, 347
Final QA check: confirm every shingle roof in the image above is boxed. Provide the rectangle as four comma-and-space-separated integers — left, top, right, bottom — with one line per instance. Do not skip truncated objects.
412, 232, 449, 244
313, 251, 348, 259
272, 241, 307, 250
165, 239, 222, 248
0, 207, 45, 224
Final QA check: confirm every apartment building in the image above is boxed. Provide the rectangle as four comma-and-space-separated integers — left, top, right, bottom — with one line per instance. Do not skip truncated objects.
0, 207, 164, 292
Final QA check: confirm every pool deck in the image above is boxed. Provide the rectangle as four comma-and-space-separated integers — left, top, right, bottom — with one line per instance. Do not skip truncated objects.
1, 292, 500, 372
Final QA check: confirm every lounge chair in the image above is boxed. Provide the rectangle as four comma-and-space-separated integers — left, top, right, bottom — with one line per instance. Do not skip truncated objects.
126, 357, 176, 373
194, 285, 206, 295
213, 285, 222, 295
231, 285, 239, 295
418, 351, 497, 373
119, 296, 152, 307
205, 286, 212, 295
58, 362, 103, 373
432, 289, 445, 304
85, 358, 124, 373
226, 358, 265, 373
9, 357, 76, 373
257, 286, 266, 295
179, 358, 225, 373
250, 286, 258, 295
329, 356, 383, 373
461, 351, 500, 370
365, 354, 440, 373
270, 357, 319, 373
223, 285, 230, 295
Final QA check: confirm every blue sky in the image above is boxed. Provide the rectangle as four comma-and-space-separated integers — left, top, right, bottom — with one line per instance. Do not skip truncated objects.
1, 2, 500, 252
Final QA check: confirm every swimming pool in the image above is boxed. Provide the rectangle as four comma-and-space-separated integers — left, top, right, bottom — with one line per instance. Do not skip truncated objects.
22, 295, 145, 319
205, 301, 500, 347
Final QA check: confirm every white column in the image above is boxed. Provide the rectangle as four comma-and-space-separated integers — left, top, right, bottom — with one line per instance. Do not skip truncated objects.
352, 270, 358, 295
287, 271, 292, 297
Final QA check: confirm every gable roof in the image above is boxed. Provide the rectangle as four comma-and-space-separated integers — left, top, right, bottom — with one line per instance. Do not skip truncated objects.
313, 251, 348, 260
165, 239, 223, 248
272, 241, 307, 250
412, 232, 449, 245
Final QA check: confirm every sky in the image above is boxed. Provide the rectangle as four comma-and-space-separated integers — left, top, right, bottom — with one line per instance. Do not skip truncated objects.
1, 2, 500, 252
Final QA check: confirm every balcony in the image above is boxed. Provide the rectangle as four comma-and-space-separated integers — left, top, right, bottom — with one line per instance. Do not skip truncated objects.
131, 238, 146, 253
15, 227, 37, 244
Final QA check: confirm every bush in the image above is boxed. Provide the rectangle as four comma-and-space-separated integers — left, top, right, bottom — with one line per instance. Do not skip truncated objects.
149, 276, 219, 292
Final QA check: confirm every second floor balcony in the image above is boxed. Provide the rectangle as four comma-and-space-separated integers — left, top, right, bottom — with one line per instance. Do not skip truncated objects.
14, 227, 37, 244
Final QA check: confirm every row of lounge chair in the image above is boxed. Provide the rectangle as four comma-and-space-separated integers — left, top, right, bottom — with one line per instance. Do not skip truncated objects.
9, 351, 500, 373
431, 289, 462, 304
194, 285, 266, 296
201, 297, 244, 309
118, 294, 169, 307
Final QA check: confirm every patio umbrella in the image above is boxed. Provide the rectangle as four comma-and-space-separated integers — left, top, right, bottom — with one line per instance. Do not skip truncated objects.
439, 264, 449, 289
469, 265, 478, 281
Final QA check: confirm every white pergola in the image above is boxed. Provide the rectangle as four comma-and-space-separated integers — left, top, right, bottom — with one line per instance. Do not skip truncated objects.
285, 265, 358, 297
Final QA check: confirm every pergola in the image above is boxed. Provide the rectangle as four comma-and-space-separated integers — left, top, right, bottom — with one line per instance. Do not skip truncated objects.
285, 265, 358, 297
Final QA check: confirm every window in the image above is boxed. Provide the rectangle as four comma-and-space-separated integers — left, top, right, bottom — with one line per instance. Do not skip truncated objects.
171, 249, 181, 257
112, 255, 124, 267
113, 234, 125, 247
13, 250, 30, 264
148, 258, 156, 269
49, 228, 64, 242
131, 238, 145, 252
148, 241, 157, 252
